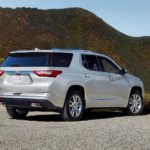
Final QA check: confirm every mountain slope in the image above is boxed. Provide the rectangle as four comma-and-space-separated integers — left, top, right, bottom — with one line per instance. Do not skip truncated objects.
0, 7, 149, 91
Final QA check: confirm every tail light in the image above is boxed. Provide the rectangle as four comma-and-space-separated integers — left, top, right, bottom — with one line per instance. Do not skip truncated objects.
0, 70, 4, 76
33, 70, 62, 77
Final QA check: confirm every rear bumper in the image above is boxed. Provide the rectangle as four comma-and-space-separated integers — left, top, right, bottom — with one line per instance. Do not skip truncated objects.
0, 97, 62, 112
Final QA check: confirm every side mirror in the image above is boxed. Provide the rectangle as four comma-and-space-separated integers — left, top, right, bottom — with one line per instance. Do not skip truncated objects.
120, 68, 127, 75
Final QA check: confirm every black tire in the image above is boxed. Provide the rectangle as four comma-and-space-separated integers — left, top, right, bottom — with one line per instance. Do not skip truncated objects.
61, 90, 85, 121
6, 107, 29, 119
123, 90, 144, 115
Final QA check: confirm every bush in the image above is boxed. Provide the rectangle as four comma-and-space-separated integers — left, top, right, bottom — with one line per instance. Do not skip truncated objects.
144, 93, 150, 107
0, 58, 4, 65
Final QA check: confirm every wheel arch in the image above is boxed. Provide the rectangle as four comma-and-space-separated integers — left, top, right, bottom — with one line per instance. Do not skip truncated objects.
124, 86, 144, 115
130, 86, 143, 97
65, 85, 86, 107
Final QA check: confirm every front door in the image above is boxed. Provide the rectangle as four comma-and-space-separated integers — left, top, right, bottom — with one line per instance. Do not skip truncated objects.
82, 54, 130, 108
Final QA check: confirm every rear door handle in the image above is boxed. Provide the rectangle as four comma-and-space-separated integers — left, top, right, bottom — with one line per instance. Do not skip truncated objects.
83, 74, 90, 78
109, 75, 115, 81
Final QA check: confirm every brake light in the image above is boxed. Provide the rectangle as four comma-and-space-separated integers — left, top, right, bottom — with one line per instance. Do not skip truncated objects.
33, 70, 62, 77
0, 70, 4, 76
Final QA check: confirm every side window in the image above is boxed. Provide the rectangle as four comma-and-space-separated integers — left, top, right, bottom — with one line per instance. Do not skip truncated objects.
51, 53, 73, 67
99, 57, 120, 74
82, 55, 100, 71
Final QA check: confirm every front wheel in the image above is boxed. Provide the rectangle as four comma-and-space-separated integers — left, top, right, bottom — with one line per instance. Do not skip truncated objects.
61, 91, 85, 121
6, 107, 29, 119
124, 91, 144, 115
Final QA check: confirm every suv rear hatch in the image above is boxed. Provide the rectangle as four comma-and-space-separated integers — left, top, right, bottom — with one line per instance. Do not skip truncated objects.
0, 51, 73, 97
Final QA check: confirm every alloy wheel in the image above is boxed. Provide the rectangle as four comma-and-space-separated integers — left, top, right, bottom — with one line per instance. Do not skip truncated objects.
69, 95, 83, 118
129, 94, 142, 114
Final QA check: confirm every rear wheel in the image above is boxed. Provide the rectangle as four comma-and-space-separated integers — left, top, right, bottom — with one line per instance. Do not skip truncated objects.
124, 91, 144, 115
61, 91, 85, 121
6, 107, 29, 119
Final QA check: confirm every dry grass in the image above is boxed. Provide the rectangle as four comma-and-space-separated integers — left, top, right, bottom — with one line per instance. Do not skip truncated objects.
144, 93, 150, 107
0, 58, 4, 65
0, 7, 149, 91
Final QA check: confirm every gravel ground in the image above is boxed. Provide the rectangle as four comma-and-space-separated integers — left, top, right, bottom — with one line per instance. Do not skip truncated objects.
0, 106, 150, 150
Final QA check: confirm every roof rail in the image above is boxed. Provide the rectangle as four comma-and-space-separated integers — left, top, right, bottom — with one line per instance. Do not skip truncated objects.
51, 48, 61, 51
34, 48, 40, 51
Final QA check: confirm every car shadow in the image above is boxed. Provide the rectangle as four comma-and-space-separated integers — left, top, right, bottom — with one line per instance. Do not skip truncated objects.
83, 111, 124, 121
25, 113, 63, 122
17, 108, 150, 122
142, 107, 150, 115
22, 110, 125, 122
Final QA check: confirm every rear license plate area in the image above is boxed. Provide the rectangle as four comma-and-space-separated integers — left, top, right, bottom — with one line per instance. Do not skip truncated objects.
13, 75, 24, 83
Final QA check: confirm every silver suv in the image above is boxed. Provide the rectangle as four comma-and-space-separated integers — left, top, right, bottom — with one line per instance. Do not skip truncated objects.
0, 49, 144, 121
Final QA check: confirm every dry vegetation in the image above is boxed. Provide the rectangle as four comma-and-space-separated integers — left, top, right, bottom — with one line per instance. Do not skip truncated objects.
0, 7, 149, 97
145, 93, 150, 107
0, 58, 4, 64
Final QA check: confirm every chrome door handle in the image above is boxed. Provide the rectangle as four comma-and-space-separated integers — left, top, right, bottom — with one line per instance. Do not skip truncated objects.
109, 76, 114, 81
83, 74, 90, 78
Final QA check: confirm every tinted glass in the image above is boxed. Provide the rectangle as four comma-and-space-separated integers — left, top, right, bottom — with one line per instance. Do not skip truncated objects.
51, 53, 73, 67
97, 56, 105, 71
2, 52, 73, 67
100, 57, 120, 74
82, 55, 100, 71
2, 53, 48, 67
82, 55, 88, 69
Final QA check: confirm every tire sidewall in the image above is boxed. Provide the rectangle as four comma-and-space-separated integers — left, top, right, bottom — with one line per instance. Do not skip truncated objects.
127, 91, 144, 115
63, 91, 85, 121
6, 107, 28, 119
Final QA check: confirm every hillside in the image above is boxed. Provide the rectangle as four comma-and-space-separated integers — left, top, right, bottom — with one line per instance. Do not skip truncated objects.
0, 7, 149, 91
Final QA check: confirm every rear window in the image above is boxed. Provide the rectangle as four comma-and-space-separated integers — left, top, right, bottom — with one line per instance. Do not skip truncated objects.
2, 52, 73, 67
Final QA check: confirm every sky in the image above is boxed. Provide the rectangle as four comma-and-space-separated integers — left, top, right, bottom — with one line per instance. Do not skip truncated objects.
0, 0, 149, 37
